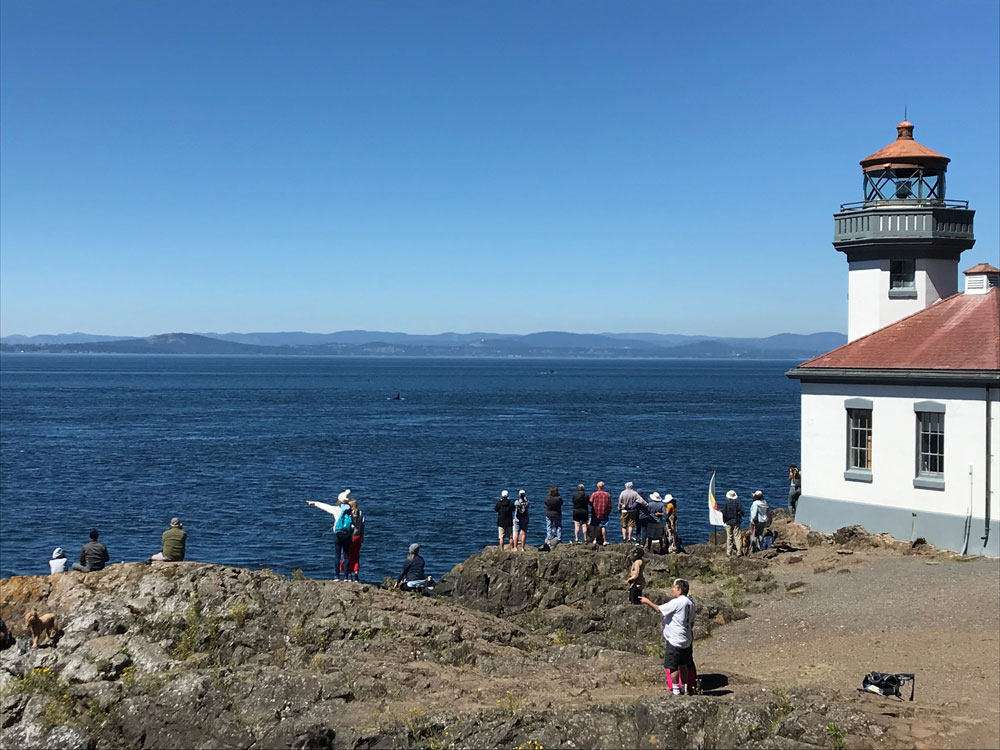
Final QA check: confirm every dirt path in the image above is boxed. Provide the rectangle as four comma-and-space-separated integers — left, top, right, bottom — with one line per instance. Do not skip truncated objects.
698, 546, 1000, 749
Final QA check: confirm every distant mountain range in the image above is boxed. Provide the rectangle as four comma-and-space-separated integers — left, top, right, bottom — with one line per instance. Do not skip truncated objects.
0, 330, 846, 359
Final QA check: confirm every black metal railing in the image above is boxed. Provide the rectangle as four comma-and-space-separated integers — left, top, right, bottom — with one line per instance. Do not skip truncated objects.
838, 199, 969, 212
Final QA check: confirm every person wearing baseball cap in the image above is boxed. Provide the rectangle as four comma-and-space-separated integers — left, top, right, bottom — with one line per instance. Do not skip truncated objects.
495, 490, 515, 551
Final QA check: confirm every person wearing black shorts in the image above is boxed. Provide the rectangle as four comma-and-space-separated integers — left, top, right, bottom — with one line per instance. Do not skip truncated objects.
641, 578, 697, 695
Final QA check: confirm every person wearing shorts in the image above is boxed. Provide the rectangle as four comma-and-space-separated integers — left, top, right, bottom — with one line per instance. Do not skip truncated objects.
513, 490, 529, 550
618, 482, 641, 542
641, 578, 696, 695
495, 490, 515, 551
589, 481, 612, 545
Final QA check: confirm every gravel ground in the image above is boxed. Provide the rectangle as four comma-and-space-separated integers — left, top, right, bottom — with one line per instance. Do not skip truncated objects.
699, 544, 1000, 749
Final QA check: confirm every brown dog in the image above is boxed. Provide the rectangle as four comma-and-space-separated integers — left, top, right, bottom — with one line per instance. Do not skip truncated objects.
24, 610, 58, 648
738, 529, 752, 557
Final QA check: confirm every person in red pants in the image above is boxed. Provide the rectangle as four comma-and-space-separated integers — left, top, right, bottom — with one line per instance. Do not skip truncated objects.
345, 498, 365, 582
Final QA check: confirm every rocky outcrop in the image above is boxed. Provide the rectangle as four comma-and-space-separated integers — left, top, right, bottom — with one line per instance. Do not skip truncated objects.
0, 546, 888, 749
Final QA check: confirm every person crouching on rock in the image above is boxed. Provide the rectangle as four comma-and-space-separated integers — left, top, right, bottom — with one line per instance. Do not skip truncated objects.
626, 547, 646, 604
640, 578, 697, 696
398, 543, 432, 591
150, 517, 186, 562
495, 490, 515, 551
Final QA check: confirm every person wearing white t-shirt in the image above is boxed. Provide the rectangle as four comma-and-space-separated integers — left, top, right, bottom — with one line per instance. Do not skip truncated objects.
640, 578, 697, 695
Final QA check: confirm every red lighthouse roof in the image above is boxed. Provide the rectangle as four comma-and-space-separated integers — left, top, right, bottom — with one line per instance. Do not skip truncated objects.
798, 285, 999, 371
860, 121, 951, 173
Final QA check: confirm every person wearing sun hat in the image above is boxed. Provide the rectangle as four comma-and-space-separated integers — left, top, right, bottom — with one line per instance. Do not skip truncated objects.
645, 492, 667, 553
749, 491, 770, 552
722, 490, 744, 557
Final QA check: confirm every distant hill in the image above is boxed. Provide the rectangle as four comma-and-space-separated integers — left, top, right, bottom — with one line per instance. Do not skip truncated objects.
1, 329, 846, 358
0, 333, 132, 345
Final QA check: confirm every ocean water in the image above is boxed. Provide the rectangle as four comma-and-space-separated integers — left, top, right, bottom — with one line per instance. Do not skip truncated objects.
0, 355, 801, 582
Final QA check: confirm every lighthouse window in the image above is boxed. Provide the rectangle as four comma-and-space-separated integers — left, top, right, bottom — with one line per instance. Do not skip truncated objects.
847, 408, 873, 472
890, 260, 915, 290
914, 403, 946, 490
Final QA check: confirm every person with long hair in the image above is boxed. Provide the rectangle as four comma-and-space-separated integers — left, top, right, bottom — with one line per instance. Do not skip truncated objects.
544, 486, 563, 544
346, 498, 365, 582
513, 490, 529, 551
788, 464, 802, 518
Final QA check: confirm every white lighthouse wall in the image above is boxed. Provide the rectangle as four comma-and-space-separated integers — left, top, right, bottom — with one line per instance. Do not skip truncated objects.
920, 257, 959, 304
797, 381, 999, 556
848, 258, 959, 341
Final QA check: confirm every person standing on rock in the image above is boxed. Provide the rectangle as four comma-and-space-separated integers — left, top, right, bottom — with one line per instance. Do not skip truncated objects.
626, 547, 646, 604
571, 484, 590, 543
513, 490, 529, 551
645, 493, 667, 553
543, 486, 563, 544
72, 529, 109, 572
749, 491, 770, 552
788, 464, 802, 518
634, 490, 651, 547
589, 481, 612, 546
722, 490, 744, 557
150, 518, 186, 562
640, 578, 696, 695
346, 498, 365, 582
665, 494, 679, 553
306, 490, 353, 580
618, 482, 641, 543
495, 490, 515, 551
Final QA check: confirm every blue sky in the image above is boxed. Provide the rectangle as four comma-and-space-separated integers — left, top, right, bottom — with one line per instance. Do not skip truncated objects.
2, 1, 997, 338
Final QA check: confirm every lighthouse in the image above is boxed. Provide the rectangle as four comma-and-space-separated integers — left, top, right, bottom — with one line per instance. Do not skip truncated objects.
833, 121, 976, 341
787, 120, 999, 557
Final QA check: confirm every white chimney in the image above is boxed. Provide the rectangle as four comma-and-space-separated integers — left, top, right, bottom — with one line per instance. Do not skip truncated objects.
963, 263, 1000, 295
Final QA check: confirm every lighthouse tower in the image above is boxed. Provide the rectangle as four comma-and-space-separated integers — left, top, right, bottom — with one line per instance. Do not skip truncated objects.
834, 121, 976, 341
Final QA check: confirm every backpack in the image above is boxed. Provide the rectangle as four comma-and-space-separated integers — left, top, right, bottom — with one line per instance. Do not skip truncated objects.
334, 509, 353, 538
860, 672, 915, 700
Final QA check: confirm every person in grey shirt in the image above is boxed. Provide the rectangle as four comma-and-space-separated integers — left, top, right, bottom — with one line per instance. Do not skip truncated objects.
72, 529, 109, 572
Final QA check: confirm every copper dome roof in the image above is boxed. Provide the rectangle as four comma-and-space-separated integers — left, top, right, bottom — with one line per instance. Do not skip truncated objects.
859, 121, 950, 173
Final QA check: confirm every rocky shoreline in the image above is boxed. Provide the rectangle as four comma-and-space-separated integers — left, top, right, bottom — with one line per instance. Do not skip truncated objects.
1, 517, 997, 749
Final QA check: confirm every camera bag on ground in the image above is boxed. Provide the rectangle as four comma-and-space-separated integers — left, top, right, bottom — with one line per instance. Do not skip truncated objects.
859, 672, 915, 700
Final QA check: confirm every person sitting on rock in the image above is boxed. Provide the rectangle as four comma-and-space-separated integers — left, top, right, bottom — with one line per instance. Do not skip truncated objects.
49, 547, 67, 574
398, 543, 432, 591
72, 529, 109, 572
151, 517, 186, 562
